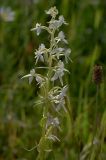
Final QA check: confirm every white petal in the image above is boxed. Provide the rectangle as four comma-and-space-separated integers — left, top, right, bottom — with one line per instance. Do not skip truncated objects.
29, 76, 33, 84
21, 74, 31, 79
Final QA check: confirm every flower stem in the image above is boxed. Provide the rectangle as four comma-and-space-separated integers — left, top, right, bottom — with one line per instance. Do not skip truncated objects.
89, 84, 99, 160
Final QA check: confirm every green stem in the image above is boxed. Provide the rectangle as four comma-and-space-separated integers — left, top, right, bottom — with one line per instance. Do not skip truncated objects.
90, 85, 99, 160
37, 151, 44, 160
37, 28, 55, 160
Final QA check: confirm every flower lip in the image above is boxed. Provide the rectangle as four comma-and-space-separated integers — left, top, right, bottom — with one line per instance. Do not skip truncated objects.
31, 23, 42, 36
34, 44, 46, 63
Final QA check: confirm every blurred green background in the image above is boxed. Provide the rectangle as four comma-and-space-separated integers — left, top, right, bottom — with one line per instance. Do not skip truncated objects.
0, 0, 106, 159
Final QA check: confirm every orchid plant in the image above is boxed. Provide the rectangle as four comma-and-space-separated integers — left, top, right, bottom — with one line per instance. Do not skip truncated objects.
22, 6, 71, 160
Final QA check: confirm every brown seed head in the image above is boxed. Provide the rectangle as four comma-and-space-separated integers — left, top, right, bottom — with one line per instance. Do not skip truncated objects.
92, 64, 103, 85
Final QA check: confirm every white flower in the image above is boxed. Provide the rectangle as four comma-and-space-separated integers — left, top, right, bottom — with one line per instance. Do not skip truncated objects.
55, 48, 64, 59
48, 15, 68, 30
45, 6, 58, 18
35, 44, 45, 63
57, 60, 65, 71
57, 31, 68, 44
35, 75, 44, 86
0, 7, 15, 22
54, 86, 67, 111
64, 48, 71, 63
58, 15, 68, 26
51, 47, 64, 59
21, 69, 36, 84
35, 50, 44, 63
58, 85, 68, 99
31, 23, 42, 36
21, 69, 45, 86
48, 19, 60, 29
56, 98, 66, 112
51, 60, 65, 85
48, 86, 68, 112
46, 115, 60, 128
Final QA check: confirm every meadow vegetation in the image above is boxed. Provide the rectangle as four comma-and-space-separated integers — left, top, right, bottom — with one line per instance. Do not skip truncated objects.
0, 0, 106, 159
